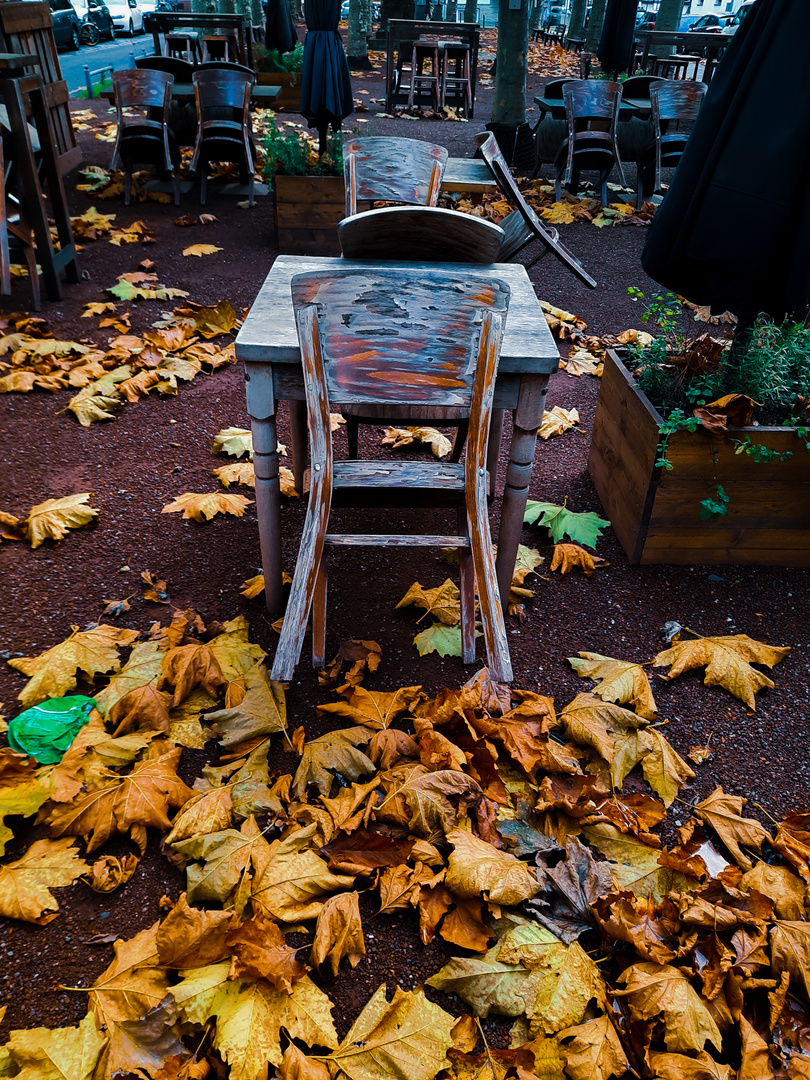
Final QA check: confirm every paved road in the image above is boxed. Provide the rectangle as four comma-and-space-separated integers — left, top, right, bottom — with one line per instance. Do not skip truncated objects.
58, 34, 156, 96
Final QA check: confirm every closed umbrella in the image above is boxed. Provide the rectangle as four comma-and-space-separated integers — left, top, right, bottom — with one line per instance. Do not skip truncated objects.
300, 0, 353, 156
596, 0, 639, 74
265, 0, 298, 54
641, 0, 810, 320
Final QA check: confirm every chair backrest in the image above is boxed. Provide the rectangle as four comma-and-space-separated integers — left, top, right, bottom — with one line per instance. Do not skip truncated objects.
543, 77, 573, 100
113, 68, 174, 113
563, 79, 622, 125
473, 131, 597, 287
621, 74, 665, 100
135, 54, 194, 81
197, 60, 255, 77
192, 67, 253, 116
290, 268, 510, 412
343, 136, 449, 217
337, 206, 505, 263
650, 79, 707, 127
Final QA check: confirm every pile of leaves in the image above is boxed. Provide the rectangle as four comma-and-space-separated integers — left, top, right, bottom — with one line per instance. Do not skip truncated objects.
0, 291, 239, 425
1, 597, 806, 1080
447, 182, 657, 231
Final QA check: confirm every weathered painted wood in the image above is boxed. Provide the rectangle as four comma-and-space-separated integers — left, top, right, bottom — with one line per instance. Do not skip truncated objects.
324, 534, 471, 546
442, 157, 496, 194
588, 350, 810, 566
272, 269, 512, 681
344, 137, 448, 217
337, 205, 504, 263
274, 176, 344, 256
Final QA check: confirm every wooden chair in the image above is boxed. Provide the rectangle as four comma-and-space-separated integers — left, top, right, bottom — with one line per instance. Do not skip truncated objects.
165, 31, 200, 64
111, 69, 180, 206
651, 54, 701, 80
616, 74, 664, 177
554, 79, 626, 206
530, 78, 573, 180
135, 55, 195, 81
0, 135, 39, 309
201, 33, 239, 63
474, 132, 597, 286
343, 136, 448, 218
271, 268, 513, 684
190, 67, 255, 206
636, 80, 707, 209
337, 205, 504, 263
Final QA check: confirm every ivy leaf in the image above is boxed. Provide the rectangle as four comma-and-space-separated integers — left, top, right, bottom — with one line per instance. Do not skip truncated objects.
524, 501, 609, 549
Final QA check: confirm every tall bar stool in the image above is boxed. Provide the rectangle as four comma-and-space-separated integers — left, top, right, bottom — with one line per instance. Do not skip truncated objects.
165, 32, 200, 63
651, 54, 701, 79
407, 40, 440, 110
439, 40, 471, 113
393, 39, 415, 92
202, 32, 239, 63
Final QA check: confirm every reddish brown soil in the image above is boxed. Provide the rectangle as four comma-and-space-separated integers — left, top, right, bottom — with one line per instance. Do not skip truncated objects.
0, 47, 808, 1051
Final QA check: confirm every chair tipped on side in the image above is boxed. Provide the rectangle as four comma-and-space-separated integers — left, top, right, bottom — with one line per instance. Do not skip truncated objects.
271, 268, 513, 685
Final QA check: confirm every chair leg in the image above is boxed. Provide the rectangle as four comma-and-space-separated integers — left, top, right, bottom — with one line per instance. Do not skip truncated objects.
23, 241, 39, 311
449, 420, 469, 463
458, 550, 476, 667
124, 168, 131, 206
271, 482, 330, 682
248, 172, 254, 208
173, 171, 180, 207
346, 416, 359, 459
289, 399, 308, 494
486, 409, 504, 499
200, 168, 207, 206
312, 560, 327, 669
468, 493, 512, 683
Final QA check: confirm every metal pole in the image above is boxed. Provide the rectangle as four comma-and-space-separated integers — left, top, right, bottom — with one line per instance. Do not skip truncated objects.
84, 64, 93, 99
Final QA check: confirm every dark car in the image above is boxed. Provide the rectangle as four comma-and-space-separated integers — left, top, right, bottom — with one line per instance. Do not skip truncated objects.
48, 0, 82, 49
73, 0, 116, 44
687, 13, 731, 32
636, 19, 655, 31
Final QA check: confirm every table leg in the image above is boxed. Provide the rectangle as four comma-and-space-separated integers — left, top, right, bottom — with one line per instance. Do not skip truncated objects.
245, 363, 284, 613
496, 373, 548, 609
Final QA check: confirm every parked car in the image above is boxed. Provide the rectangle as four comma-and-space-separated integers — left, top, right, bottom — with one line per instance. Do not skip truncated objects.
49, 0, 82, 49
687, 13, 731, 32
106, 0, 145, 34
726, 1, 755, 33
72, 0, 116, 43
636, 18, 655, 31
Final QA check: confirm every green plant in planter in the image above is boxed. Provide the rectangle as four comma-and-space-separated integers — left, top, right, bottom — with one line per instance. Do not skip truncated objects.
262, 116, 343, 186
253, 42, 304, 73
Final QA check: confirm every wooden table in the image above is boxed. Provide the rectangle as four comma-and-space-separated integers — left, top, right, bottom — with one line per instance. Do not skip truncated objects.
171, 83, 281, 106
633, 30, 732, 84
384, 19, 480, 117
442, 157, 496, 194
143, 11, 252, 69
533, 95, 638, 120
236, 255, 560, 612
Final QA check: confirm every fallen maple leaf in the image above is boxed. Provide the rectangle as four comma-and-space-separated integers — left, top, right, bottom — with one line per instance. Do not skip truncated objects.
182, 244, 223, 257
206, 662, 287, 748
212, 427, 253, 458
293, 727, 376, 798
653, 633, 790, 710
381, 426, 454, 459
397, 580, 460, 625
318, 684, 422, 730
4, 1013, 107, 1080
524, 501, 608, 549
693, 787, 771, 870
9, 624, 139, 708
24, 493, 99, 548
445, 828, 541, 906
550, 543, 608, 576
568, 652, 656, 718
213, 462, 255, 488
539, 406, 580, 440
226, 912, 307, 991
614, 962, 722, 1054
142, 570, 170, 604
414, 624, 464, 658
559, 1013, 628, 1080
319, 639, 382, 689
0, 837, 89, 923
311, 890, 366, 976
161, 492, 253, 522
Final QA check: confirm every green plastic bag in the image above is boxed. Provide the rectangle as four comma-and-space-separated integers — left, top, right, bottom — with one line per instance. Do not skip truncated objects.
7, 695, 96, 764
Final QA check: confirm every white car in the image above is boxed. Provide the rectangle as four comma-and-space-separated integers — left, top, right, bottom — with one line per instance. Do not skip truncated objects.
105, 0, 144, 34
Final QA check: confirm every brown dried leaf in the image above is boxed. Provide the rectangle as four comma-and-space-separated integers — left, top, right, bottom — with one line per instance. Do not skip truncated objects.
161, 491, 253, 522
550, 543, 608, 576
311, 890, 365, 976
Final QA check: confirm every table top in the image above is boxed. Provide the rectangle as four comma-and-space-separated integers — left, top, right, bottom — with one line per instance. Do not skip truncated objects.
533, 94, 638, 116
171, 82, 281, 100
235, 255, 559, 374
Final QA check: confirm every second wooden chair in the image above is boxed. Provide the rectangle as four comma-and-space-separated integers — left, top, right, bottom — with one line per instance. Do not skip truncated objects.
343, 135, 448, 217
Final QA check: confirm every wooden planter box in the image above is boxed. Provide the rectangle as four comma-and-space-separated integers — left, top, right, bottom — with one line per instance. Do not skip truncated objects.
256, 71, 302, 111
273, 174, 345, 255
587, 349, 810, 566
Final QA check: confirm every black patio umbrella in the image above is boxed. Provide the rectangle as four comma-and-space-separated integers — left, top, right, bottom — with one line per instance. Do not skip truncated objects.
641, 0, 810, 321
299, 0, 353, 156
265, 0, 298, 54
596, 0, 639, 74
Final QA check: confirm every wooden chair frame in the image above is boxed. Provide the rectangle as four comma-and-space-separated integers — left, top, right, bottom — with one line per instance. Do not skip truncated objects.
271, 268, 513, 684
111, 68, 180, 206
474, 131, 596, 287
636, 79, 707, 209
190, 67, 255, 206
555, 79, 626, 206
343, 135, 447, 218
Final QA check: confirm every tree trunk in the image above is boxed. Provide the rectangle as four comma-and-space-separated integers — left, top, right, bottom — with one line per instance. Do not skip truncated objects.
347, 0, 371, 64
492, 0, 528, 126
567, 0, 586, 38
288, 0, 302, 22
463, 0, 477, 22
655, 0, 686, 31
584, 0, 606, 50
446, 0, 457, 19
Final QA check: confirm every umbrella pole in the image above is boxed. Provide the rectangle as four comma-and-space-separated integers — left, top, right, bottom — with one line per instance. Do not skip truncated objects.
318, 124, 328, 157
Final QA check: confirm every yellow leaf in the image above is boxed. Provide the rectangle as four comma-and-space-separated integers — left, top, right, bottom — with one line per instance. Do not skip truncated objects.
539, 406, 579, 440
206, 662, 287, 749
541, 202, 577, 225
653, 634, 790, 710
213, 462, 255, 488
381, 425, 454, 458
249, 823, 355, 921
445, 828, 541, 905
25, 492, 99, 548
182, 244, 223, 257
326, 984, 454, 1080
693, 787, 772, 870
559, 1014, 628, 1080
396, 579, 460, 626
568, 651, 656, 718
87, 853, 138, 893
161, 491, 253, 521
212, 426, 253, 459
550, 543, 607, 576
0, 837, 88, 923
318, 684, 422, 730
87, 922, 169, 1030
614, 962, 722, 1054
311, 891, 366, 975
5, 1012, 107, 1080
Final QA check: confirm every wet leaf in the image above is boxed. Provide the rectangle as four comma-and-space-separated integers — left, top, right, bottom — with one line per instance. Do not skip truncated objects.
524, 501, 608, 549
445, 828, 541, 906
653, 634, 790, 710
550, 543, 608, 576
397, 580, 460, 626
24, 493, 99, 549
318, 685, 422, 730
212, 427, 253, 459
156, 892, 236, 968
693, 788, 771, 871
161, 491, 253, 522
311, 891, 366, 975
88, 853, 138, 893
206, 663, 286, 748
0, 838, 88, 924
614, 962, 722, 1053
226, 912, 307, 991
559, 1013, 628, 1080
5, 1012, 107, 1080
293, 727, 376, 798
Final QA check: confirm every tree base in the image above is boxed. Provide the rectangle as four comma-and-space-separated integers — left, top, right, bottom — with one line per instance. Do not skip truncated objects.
347, 54, 373, 68
484, 121, 535, 174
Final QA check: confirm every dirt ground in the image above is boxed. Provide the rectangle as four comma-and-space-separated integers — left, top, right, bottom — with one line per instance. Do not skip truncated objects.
0, 37, 808, 1052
